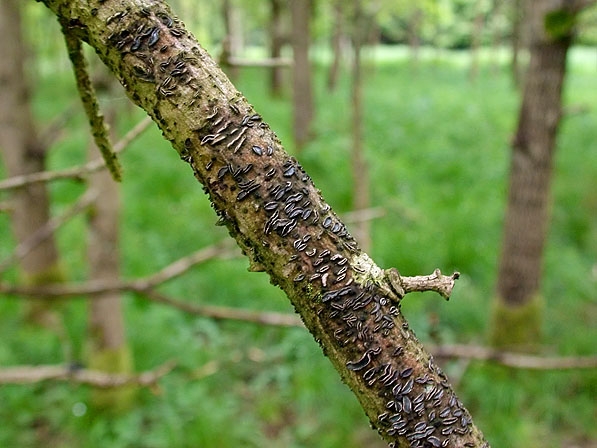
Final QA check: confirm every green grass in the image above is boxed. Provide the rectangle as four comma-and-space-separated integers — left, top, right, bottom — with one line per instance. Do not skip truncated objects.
1, 45, 596, 447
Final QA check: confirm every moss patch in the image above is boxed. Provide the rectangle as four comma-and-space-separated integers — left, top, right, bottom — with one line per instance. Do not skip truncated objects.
544, 9, 575, 40
87, 344, 136, 413
489, 294, 544, 352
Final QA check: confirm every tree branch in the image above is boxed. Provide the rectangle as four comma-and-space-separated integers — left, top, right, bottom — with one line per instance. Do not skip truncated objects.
0, 116, 152, 191
400, 269, 461, 300
62, 26, 122, 182
143, 289, 304, 327
429, 344, 597, 370
0, 188, 98, 273
0, 360, 176, 387
0, 240, 235, 297
36, 1, 489, 445
227, 57, 292, 68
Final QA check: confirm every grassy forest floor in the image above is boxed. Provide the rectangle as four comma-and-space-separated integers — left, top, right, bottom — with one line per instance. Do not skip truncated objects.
1, 44, 596, 447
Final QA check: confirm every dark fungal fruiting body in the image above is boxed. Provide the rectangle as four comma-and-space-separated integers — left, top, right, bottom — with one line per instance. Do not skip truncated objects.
79, 2, 488, 446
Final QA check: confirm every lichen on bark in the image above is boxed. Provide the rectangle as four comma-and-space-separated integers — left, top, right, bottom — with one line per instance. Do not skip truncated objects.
38, 0, 489, 446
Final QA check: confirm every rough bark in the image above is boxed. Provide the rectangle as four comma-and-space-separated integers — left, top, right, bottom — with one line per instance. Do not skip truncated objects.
290, 0, 314, 150
38, 0, 489, 446
492, 0, 590, 348
0, 0, 64, 327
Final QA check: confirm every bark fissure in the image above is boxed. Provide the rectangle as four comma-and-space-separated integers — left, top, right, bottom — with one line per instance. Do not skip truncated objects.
38, 1, 488, 446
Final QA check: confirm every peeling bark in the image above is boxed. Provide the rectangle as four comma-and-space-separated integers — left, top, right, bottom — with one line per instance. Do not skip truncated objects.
37, 1, 489, 446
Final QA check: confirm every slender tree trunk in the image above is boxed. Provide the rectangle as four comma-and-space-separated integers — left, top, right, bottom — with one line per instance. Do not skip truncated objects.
469, 2, 485, 82
290, 0, 314, 151
86, 75, 134, 411
489, 0, 504, 75
408, 7, 423, 69
269, 0, 285, 97
327, 0, 344, 92
220, 0, 242, 80
37, 1, 489, 445
510, 0, 526, 89
491, 0, 585, 349
0, 0, 64, 330
350, 0, 371, 253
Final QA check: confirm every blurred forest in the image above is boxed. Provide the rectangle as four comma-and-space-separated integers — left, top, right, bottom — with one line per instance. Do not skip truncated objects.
1, 0, 596, 447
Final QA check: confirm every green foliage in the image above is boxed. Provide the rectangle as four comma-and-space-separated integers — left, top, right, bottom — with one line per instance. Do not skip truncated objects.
1, 42, 597, 448
544, 9, 576, 40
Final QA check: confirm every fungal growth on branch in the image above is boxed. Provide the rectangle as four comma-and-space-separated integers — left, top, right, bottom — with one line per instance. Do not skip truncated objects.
40, 0, 490, 446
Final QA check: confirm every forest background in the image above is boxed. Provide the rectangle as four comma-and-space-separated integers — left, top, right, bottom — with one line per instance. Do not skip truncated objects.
0, 0, 596, 447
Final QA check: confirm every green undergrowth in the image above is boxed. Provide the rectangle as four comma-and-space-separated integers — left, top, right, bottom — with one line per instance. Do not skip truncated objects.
1, 45, 596, 447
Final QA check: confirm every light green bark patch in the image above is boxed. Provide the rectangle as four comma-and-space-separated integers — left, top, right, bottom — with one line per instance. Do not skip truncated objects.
489, 294, 544, 352
88, 344, 136, 413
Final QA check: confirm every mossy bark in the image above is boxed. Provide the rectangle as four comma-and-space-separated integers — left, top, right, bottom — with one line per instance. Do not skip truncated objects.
87, 344, 136, 413
489, 294, 544, 352
38, 1, 489, 445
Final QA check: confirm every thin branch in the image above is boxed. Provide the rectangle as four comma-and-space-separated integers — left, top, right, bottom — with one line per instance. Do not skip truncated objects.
62, 27, 122, 182
341, 207, 386, 224
429, 344, 597, 370
143, 290, 304, 327
0, 116, 152, 191
0, 188, 98, 273
38, 102, 78, 150
130, 240, 238, 290
0, 360, 176, 387
0, 240, 237, 297
227, 57, 292, 68
401, 269, 461, 300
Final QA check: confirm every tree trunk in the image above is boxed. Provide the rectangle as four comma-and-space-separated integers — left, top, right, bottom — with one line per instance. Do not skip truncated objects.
510, 0, 526, 89
491, 0, 586, 349
408, 7, 423, 69
290, 0, 314, 151
269, 0, 285, 97
327, 0, 344, 92
86, 75, 134, 412
219, 0, 241, 81
469, 2, 485, 82
38, 1, 489, 445
350, 0, 371, 253
0, 0, 64, 330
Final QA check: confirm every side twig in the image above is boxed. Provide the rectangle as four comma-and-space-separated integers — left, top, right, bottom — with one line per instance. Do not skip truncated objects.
401, 269, 461, 300
0, 241, 237, 297
62, 26, 122, 181
0, 188, 98, 273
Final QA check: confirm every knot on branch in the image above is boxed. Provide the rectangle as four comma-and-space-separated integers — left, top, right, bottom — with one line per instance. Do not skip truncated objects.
384, 268, 460, 301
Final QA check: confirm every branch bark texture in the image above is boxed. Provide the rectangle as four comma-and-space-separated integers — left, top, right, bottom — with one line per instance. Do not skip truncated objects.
37, 1, 488, 446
